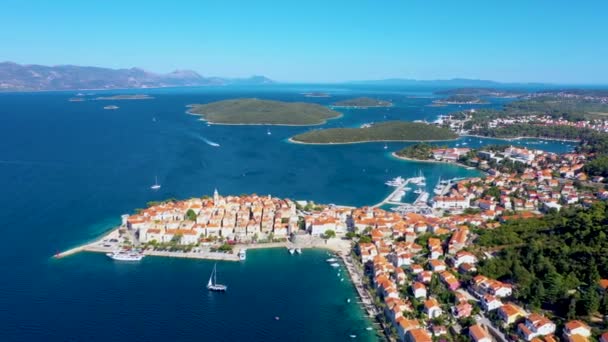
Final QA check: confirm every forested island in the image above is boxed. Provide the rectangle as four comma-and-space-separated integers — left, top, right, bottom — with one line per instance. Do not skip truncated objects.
187, 98, 341, 125
290, 121, 457, 144
331, 97, 393, 108
433, 94, 488, 105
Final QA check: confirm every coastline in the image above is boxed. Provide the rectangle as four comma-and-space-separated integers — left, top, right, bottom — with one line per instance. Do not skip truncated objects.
287, 137, 459, 145
462, 134, 580, 143
185, 109, 344, 127
390, 152, 477, 170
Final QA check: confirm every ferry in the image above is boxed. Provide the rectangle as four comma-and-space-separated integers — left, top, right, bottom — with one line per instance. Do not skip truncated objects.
106, 250, 144, 261
238, 249, 247, 261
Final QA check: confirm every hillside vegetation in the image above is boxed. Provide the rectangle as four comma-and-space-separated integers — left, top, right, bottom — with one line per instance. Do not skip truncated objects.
291, 121, 457, 143
188, 98, 341, 125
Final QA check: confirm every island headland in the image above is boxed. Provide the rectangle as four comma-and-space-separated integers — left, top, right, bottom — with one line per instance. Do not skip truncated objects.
290, 121, 458, 144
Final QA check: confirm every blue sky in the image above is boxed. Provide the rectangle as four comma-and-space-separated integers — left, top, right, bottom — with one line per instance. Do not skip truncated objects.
1, 0, 607, 83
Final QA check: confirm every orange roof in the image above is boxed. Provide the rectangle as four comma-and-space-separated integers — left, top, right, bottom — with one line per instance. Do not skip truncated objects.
469, 324, 489, 342
407, 328, 432, 342
599, 279, 608, 290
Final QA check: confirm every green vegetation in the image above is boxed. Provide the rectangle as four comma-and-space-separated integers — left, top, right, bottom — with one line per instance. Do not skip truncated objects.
332, 97, 392, 108
472, 123, 588, 140
435, 88, 523, 97
434, 95, 487, 104
476, 203, 608, 317
188, 98, 341, 125
186, 209, 197, 221
395, 142, 437, 160
322, 229, 336, 239
291, 121, 457, 144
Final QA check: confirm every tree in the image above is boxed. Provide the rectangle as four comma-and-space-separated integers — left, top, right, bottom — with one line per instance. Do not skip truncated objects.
580, 286, 600, 315
323, 229, 336, 239
359, 236, 372, 243
186, 209, 197, 221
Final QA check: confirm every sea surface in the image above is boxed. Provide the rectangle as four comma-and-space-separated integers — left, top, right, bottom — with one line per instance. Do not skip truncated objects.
0, 85, 575, 341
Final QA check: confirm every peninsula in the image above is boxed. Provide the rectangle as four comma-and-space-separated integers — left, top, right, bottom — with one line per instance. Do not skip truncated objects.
433, 94, 488, 105
290, 121, 458, 144
187, 98, 341, 125
331, 97, 393, 108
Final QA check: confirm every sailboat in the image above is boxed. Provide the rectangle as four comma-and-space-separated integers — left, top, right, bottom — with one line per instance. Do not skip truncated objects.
267, 128, 272, 136
207, 263, 227, 292
383, 143, 388, 150
150, 176, 161, 190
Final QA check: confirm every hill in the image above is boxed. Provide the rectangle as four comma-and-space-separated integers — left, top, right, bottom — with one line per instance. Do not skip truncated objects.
0, 61, 274, 91
188, 98, 341, 125
290, 121, 457, 144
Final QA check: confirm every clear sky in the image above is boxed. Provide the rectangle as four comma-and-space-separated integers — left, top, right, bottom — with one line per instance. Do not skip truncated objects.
1, 0, 607, 84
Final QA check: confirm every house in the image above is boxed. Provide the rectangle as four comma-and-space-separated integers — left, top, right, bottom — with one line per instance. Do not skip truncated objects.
469, 324, 492, 342
453, 251, 477, 267
406, 328, 432, 342
453, 302, 472, 318
498, 303, 524, 325
412, 282, 427, 299
429, 259, 447, 272
481, 294, 502, 312
424, 298, 442, 318
563, 320, 591, 340
397, 317, 421, 342
518, 314, 556, 341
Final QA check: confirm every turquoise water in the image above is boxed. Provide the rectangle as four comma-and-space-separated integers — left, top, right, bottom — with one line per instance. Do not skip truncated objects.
0, 85, 572, 341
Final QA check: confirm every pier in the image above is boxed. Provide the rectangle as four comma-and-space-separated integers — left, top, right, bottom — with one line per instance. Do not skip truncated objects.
372, 178, 413, 207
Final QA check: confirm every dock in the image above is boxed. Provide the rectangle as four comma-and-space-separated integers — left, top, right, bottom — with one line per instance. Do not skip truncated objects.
372, 177, 413, 207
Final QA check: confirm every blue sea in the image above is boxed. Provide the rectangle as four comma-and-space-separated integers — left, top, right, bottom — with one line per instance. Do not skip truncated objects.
0, 85, 575, 341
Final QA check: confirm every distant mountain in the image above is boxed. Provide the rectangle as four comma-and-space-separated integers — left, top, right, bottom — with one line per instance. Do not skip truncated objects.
347, 78, 548, 88
0, 61, 275, 91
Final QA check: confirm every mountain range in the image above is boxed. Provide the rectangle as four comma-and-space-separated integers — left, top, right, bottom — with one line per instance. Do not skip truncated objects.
0, 62, 274, 91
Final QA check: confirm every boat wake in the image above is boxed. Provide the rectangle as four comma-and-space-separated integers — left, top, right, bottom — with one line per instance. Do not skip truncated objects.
201, 137, 220, 147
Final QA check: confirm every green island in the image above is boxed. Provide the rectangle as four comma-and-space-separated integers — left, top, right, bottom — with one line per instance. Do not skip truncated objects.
433, 94, 488, 105
331, 97, 393, 108
290, 121, 458, 144
95, 94, 154, 100
187, 98, 341, 125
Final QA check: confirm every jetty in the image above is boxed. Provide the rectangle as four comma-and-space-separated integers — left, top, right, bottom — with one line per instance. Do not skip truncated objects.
372, 177, 413, 207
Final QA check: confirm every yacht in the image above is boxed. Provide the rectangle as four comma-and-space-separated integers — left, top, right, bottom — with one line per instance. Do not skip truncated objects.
330, 262, 340, 268
150, 176, 161, 190
288, 248, 295, 255
238, 249, 247, 261
295, 248, 302, 254
414, 188, 423, 194
385, 176, 405, 187
106, 250, 144, 261
326, 258, 338, 262
207, 264, 227, 292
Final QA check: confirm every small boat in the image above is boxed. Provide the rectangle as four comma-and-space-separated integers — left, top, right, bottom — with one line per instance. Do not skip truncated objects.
347, 298, 351, 303
330, 263, 340, 268
103, 105, 119, 110
238, 249, 247, 261
414, 188, 423, 194
350, 334, 357, 338
383, 143, 388, 150
366, 327, 373, 331
267, 129, 272, 135
288, 248, 295, 255
207, 263, 227, 292
106, 250, 144, 261
326, 258, 337, 262
150, 176, 161, 190
295, 248, 302, 254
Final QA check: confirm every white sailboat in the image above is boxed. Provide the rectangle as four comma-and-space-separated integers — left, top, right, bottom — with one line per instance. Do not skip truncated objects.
150, 176, 161, 190
383, 143, 388, 150
267, 128, 272, 135
207, 263, 227, 291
